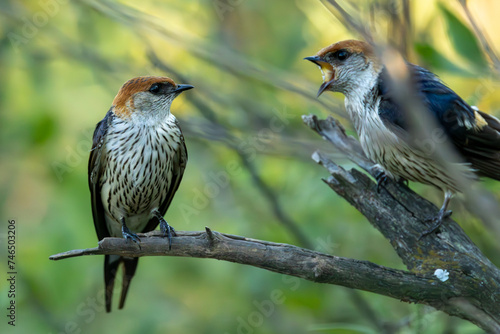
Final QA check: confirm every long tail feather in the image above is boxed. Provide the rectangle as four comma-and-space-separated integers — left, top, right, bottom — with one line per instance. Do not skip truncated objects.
118, 257, 139, 309
104, 255, 139, 312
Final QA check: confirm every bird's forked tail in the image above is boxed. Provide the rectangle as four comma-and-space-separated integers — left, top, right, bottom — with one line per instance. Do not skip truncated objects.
104, 255, 138, 312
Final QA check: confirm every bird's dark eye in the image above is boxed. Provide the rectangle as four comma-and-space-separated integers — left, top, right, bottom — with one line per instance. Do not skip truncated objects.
334, 50, 350, 61
149, 83, 161, 94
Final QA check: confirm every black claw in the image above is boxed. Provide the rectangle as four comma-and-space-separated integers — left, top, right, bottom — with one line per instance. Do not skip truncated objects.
375, 172, 388, 193
153, 210, 177, 250
122, 224, 141, 247
419, 210, 452, 240
443, 210, 452, 219
159, 219, 176, 250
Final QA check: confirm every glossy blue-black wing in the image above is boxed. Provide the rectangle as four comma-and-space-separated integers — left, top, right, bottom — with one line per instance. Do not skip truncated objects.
378, 64, 500, 180
88, 109, 113, 240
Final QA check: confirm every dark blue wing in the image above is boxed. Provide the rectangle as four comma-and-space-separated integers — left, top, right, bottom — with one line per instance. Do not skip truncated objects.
378, 64, 500, 180
88, 109, 113, 240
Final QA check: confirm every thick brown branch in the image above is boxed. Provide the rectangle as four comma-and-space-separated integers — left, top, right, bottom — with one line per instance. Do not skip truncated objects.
50, 229, 454, 305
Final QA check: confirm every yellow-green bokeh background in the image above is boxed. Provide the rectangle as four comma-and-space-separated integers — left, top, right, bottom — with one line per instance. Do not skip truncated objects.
1, 0, 499, 333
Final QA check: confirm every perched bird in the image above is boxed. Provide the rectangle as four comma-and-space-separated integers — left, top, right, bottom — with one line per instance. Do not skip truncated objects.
305, 40, 500, 235
88, 76, 193, 311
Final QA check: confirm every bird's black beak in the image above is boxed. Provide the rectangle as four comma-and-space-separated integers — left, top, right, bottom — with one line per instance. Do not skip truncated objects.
174, 84, 194, 93
304, 56, 335, 98
304, 56, 322, 66
316, 80, 335, 98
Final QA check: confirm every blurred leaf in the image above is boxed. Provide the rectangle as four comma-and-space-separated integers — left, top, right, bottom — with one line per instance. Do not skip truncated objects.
30, 113, 57, 145
438, 4, 487, 71
414, 42, 471, 75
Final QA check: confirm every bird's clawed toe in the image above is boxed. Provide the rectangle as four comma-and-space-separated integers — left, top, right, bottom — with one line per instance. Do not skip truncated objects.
419, 210, 452, 240
122, 225, 141, 244
121, 218, 141, 246
160, 220, 176, 250
375, 171, 388, 193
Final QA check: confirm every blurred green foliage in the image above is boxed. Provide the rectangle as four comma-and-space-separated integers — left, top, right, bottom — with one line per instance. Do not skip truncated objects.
0, 0, 498, 333
438, 3, 487, 71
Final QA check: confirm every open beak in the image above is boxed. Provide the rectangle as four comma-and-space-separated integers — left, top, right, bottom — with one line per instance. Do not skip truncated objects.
304, 56, 335, 98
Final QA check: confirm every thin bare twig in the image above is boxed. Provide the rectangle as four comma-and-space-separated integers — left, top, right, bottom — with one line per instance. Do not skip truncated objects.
458, 0, 500, 73
321, 0, 373, 42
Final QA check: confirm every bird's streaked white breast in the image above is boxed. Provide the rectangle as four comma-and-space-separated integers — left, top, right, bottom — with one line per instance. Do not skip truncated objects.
100, 113, 181, 236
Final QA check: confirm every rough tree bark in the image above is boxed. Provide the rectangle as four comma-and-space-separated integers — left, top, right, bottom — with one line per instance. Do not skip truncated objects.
50, 115, 500, 333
